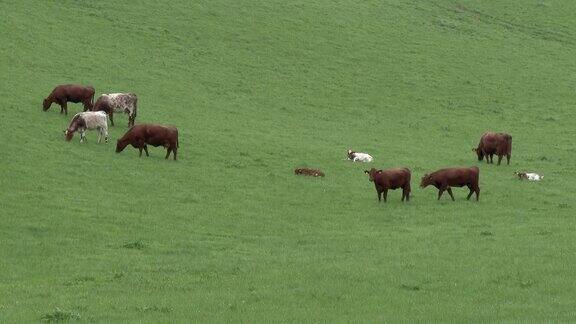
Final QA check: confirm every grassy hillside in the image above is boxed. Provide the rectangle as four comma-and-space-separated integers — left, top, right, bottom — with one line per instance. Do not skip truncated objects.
1, 0, 576, 321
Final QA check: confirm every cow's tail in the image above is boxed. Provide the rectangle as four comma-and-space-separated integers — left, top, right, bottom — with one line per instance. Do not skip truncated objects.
90, 86, 95, 109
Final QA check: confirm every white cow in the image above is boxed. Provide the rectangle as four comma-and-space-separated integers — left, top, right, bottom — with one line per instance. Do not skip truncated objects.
65, 111, 109, 143
347, 149, 373, 162
515, 172, 543, 181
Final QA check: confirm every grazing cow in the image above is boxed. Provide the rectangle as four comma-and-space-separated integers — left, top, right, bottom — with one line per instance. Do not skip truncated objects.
92, 93, 138, 127
420, 167, 480, 201
515, 172, 543, 181
116, 124, 179, 160
64, 111, 108, 143
473, 132, 512, 165
364, 167, 411, 202
347, 149, 373, 162
43, 84, 95, 114
294, 168, 325, 177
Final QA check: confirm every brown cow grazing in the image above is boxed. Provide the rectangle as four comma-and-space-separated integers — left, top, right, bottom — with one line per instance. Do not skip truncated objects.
43, 84, 95, 114
294, 168, 325, 177
364, 167, 411, 202
420, 167, 480, 201
473, 132, 512, 165
116, 124, 179, 160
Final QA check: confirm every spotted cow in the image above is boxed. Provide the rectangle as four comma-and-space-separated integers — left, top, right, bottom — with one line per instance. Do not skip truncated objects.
92, 93, 138, 127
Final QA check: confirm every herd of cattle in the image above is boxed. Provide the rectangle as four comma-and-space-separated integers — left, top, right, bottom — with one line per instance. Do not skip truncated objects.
297, 132, 541, 202
43, 84, 541, 202
43, 84, 179, 160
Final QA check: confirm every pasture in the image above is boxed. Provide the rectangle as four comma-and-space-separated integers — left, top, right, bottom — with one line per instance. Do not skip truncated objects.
1, 0, 576, 321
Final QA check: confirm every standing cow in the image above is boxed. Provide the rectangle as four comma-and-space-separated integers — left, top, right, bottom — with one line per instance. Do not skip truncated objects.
43, 84, 95, 114
92, 93, 138, 127
473, 132, 512, 165
64, 111, 109, 143
364, 167, 411, 202
420, 167, 480, 201
116, 124, 179, 160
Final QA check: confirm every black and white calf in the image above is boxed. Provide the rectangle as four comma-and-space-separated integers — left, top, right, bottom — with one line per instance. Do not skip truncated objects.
92, 93, 138, 127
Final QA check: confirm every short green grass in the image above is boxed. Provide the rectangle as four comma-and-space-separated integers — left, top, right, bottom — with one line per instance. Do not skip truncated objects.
1, 0, 576, 322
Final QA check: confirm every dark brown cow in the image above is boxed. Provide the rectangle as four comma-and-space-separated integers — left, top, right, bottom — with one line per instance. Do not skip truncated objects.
364, 167, 411, 202
43, 84, 95, 114
420, 167, 480, 201
116, 124, 179, 160
294, 168, 325, 177
473, 132, 512, 165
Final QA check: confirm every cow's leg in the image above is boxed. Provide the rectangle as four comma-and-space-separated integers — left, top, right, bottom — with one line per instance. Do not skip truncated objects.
62, 101, 68, 115
165, 148, 171, 159
97, 129, 101, 143
446, 187, 455, 201
437, 188, 444, 200
138, 141, 144, 157
109, 112, 114, 127
377, 190, 382, 202
466, 185, 474, 200
143, 145, 149, 157
497, 155, 503, 165
475, 187, 480, 201
506, 154, 511, 165
173, 147, 177, 161
382, 189, 388, 202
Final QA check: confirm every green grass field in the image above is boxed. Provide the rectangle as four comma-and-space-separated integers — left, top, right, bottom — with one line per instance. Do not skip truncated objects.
1, 0, 576, 322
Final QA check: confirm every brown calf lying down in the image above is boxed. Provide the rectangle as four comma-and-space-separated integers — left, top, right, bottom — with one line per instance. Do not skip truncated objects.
420, 166, 480, 201
364, 167, 411, 202
474, 132, 512, 165
116, 124, 179, 160
294, 168, 325, 177
43, 84, 95, 114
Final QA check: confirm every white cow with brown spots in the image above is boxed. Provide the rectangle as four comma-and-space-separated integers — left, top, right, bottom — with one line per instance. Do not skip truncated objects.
92, 93, 138, 127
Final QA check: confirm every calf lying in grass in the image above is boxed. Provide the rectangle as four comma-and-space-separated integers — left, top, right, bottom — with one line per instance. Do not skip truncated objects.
347, 149, 373, 162
515, 172, 543, 181
294, 168, 325, 177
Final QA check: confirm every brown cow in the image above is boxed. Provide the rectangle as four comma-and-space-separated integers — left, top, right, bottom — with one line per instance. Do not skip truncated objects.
116, 124, 179, 160
43, 84, 95, 114
294, 168, 325, 177
420, 167, 480, 201
364, 167, 411, 202
473, 132, 512, 165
